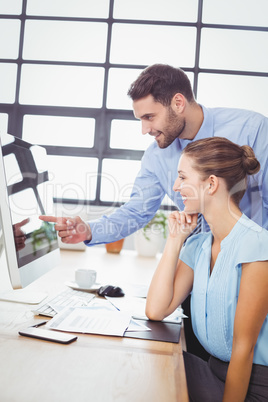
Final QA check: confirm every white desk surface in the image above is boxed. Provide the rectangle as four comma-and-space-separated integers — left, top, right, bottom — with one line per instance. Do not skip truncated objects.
0, 247, 189, 402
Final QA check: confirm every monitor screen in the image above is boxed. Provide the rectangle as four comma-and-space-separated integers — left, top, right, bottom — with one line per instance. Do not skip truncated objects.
0, 133, 60, 303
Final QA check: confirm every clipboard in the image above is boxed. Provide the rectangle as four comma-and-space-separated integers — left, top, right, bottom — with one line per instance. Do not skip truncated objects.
124, 319, 181, 343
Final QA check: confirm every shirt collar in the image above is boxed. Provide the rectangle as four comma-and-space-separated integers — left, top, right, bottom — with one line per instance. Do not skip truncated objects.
201, 232, 213, 251
177, 104, 214, 149
220, 214, 261, 248
199, 214, 255, 252
196, 105, 214, 140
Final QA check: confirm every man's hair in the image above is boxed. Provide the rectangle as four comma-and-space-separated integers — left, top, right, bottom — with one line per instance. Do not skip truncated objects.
127, 64, 195, 106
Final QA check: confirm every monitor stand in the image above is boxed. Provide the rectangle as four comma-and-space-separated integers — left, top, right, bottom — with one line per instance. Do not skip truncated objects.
0, 241, 48, 304
0, 289, 47, 304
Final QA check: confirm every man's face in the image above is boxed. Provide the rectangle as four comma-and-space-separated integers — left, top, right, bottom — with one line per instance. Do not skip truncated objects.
133, 94, 186, 149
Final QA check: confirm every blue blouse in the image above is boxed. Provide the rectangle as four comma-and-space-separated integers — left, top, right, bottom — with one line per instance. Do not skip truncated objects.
180, 214, 268, 365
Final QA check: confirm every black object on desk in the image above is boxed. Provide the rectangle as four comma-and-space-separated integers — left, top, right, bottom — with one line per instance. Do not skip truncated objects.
124, 319, 181, 343
98, 285, 125, 298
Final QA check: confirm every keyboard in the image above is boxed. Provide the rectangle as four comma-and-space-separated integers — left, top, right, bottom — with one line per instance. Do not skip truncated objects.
32, 287, 95, 317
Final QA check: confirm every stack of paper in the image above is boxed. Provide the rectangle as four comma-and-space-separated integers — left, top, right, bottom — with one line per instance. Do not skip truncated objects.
46, 298, 150, 337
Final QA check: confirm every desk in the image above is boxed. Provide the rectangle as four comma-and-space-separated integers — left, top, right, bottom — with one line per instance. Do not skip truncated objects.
0, 247, 189, 402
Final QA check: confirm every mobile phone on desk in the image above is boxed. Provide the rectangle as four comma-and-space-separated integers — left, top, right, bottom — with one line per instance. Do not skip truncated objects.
19, 327, 78, 344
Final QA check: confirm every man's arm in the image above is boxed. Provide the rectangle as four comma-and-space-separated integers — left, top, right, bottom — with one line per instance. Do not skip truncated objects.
40, 150, 166, 245
88, 170, 165, 245
254, 119, 268, 229
248, 116, 268, 229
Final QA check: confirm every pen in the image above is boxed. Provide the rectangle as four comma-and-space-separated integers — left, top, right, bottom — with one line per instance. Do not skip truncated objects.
30, 320, 49, 328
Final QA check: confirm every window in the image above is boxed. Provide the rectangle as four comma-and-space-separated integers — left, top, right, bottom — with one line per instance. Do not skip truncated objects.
0, 63, 17, 103
0, 0, 267, 210
110, 23, 196, 66
47, 155, 99, 202
110, 120, 153, 151
23, 115, 95, 148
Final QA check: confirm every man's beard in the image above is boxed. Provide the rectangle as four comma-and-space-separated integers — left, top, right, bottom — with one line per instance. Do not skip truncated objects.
156, 107, 186, 149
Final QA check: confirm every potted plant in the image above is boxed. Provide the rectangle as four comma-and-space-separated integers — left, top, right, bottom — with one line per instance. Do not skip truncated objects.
134, 210, 168, 257
105, 238, 125, 254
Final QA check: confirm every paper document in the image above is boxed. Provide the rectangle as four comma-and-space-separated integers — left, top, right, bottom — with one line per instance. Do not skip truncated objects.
127, 319, 151, 332
105, 296, 187, 324
122, 283, 149, 298
46, 306, 132, 337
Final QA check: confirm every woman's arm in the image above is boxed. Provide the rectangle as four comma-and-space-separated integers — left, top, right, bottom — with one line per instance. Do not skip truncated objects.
223, 260, 268, 402
145, 211, 197, 321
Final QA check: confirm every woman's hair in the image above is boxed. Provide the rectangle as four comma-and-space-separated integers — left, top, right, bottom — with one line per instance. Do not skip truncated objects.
127, 64, 195, 106
182, 137, 260, 205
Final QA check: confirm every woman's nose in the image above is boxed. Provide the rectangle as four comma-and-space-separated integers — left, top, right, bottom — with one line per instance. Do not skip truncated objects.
173, 178, 181, 192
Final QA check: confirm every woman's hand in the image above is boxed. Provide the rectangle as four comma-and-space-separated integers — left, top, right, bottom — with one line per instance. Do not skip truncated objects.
168, 211, 198, 241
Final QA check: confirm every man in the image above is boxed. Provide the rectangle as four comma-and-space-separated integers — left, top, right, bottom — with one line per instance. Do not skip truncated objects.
41, 64, 268, 359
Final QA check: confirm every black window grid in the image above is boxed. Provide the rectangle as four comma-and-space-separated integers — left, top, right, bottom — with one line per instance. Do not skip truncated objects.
0, 0, 267, 210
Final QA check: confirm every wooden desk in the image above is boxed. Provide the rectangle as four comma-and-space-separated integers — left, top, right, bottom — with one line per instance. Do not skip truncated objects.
0, 247, 189, 402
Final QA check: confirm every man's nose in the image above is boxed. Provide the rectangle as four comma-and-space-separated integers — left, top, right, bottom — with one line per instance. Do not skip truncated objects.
141, 121, 151, 135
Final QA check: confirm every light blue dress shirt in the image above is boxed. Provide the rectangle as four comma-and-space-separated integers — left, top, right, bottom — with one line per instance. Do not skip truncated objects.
179, 214, 268, 365
88, 106, 268, 245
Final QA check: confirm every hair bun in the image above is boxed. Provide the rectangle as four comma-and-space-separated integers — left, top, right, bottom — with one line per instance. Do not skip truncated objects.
241, 145, 260, 175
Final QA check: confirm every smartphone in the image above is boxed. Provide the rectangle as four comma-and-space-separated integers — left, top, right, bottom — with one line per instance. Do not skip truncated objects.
19, 327, 78, 344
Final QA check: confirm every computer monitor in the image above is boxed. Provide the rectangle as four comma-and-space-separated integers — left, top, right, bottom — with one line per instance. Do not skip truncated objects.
0, 133, 60, 303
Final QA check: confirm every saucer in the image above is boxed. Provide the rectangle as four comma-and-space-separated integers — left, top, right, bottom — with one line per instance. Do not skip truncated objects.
65, 281, 101, 292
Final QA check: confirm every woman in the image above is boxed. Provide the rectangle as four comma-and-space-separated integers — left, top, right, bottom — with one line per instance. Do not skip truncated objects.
146, 137, 268, 401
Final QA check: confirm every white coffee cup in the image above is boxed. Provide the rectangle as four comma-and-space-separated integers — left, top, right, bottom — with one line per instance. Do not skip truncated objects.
75, 269, 97, 288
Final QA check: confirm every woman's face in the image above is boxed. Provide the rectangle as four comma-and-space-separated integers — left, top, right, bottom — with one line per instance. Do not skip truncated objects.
173, 154, 208, 214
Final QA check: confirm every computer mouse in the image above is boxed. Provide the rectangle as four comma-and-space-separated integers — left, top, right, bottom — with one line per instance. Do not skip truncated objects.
97, 285, 125, 298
